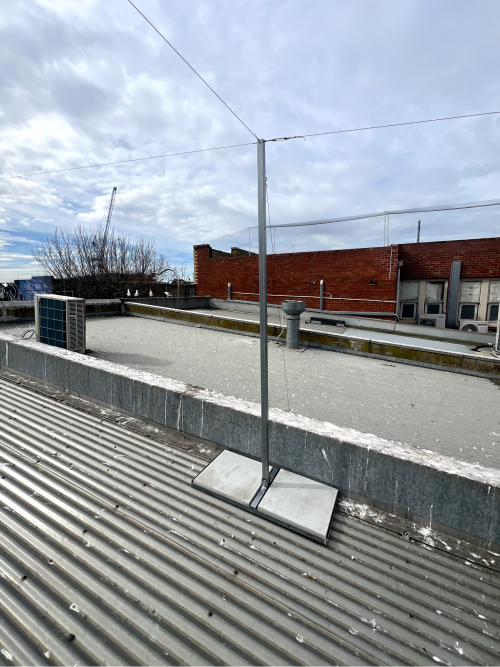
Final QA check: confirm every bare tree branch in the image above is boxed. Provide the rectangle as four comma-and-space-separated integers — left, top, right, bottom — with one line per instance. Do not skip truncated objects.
33, 224, 170, 298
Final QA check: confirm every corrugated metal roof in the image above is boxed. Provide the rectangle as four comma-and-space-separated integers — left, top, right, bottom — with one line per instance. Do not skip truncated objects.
0, 376, 499, 666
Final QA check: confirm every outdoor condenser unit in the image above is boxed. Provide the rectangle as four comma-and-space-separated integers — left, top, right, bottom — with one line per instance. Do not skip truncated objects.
459, 320, 488, 334
418, 313, 446, 328
35, 294, 86, 352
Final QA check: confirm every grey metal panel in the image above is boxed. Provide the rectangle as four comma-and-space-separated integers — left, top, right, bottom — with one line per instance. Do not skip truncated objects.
0, 378, 499, 665
446, 260, 462, 329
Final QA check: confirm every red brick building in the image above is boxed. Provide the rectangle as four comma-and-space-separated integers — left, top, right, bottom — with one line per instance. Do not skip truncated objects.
194, 237, 500, 328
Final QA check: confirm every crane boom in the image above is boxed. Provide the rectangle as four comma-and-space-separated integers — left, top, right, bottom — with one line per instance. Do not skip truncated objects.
103, 186, 117, 248
100, 187, 117, 270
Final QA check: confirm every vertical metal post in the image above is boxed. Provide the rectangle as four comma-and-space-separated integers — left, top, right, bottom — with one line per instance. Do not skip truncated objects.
228, 283, 232, 301
417, 220, 421, 243
395, 260, 403, 321
257, 139, 270, 487
446, 261, 461, 329
320, 280, 324, 311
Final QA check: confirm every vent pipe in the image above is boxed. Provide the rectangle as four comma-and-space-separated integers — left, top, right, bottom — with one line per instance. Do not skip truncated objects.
282, 300, 306, 349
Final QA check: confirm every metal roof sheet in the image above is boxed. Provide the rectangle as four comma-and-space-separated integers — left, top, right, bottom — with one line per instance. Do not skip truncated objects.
0, 377, 499, 665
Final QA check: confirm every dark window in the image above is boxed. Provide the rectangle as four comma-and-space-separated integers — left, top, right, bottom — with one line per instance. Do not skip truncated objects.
401, 303, 416, 319
425, 303, 441, 315
488, 303, 499, 322
460, 304, 476, 320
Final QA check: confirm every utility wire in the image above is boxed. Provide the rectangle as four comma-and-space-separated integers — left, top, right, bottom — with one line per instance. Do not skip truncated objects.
4, 110, 500, 181
0, 142, 256, 181
125, 0, 258, 139
266, 110, 500, 142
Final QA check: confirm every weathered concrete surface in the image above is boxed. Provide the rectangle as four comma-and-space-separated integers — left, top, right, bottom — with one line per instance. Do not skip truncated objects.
0, 326, 499, 549
124, 301, 500, 378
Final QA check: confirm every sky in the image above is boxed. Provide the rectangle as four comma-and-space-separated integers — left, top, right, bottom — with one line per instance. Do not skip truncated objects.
1, 0, 500, 281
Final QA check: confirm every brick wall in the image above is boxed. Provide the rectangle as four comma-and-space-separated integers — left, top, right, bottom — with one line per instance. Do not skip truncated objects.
194, 244, 399, 313
399, 238, 500, 279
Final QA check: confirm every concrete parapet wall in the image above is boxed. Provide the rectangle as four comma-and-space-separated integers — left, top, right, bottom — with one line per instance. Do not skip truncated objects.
0, 301, 35, 323
125, 301, 500, 378
211, 299, 496, 346
0, 329, 498, 550
0, 298, 122, 323
123, 296, 209, 310
85, 299, 122, 318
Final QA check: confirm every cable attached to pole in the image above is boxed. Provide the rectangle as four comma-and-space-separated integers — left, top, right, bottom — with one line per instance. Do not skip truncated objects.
125, 0, 258, 139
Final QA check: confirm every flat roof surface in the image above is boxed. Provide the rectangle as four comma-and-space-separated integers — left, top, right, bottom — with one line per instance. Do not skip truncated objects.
0, 375, 499, 665
78, 316, 500, 470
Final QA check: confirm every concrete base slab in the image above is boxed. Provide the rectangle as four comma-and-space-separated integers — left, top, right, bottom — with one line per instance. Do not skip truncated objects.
193, 451, 337, 544
257, 468, 338, 543
192, 449, 266, 505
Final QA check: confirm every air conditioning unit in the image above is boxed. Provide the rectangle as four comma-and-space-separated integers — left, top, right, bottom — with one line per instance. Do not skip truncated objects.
418, 314, 446, 328
35, 294, 86, 352
459, 320, 488, 333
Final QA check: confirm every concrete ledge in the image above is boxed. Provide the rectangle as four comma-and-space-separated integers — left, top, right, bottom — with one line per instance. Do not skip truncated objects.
85, 299, 122, 318
123, 296, 209, 310
0, 301, 35, 323
213, 298, 496, 345
0, 298, 123, 323
125, 302, 500, 378
0, 329, 499, 552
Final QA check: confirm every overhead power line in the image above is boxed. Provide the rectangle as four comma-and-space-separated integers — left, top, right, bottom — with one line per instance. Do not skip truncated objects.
125, 0, 258, 140
0, 142, 256, 181
2, 110, 499, 181
266, 110, 500, 142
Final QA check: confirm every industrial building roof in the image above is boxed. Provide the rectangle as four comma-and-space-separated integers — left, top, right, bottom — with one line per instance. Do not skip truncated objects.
0, 376, 499, 665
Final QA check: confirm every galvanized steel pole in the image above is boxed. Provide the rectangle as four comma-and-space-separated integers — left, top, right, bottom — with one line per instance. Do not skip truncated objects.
257, 139, 270, 487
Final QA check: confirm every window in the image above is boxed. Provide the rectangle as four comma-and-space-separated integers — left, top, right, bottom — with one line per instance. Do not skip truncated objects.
459, 303, 477, 320
488, 280, 500, 302
423, 281, 444, 315
400, 281, 418, 301
458, 281, 481, 322
487, 280, 500, 325
399, 281, 418, 319
425, 281, 444, 302
400, 302, 417, 319
460, 281, 481, 302
488, 303, 499, 322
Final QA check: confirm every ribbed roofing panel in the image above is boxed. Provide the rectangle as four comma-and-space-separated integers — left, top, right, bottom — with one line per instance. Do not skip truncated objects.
0, 377, 498, 665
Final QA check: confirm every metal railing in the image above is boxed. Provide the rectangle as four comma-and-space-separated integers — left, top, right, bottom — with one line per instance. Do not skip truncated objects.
229, 290, 396, 304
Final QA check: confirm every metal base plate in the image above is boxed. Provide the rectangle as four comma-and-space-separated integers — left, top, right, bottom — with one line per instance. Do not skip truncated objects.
192, 449, 269, 506
192, 451, 337, 544
257, 468, 338, 543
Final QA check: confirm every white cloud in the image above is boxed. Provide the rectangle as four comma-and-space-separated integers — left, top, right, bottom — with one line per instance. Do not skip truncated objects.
1, 0, 500, 279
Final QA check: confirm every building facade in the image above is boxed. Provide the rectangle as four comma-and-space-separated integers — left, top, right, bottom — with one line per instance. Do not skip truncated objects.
194, 237, 500, 329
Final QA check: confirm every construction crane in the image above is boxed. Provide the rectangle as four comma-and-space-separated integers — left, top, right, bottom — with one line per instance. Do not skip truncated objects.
101, 186, 117, 261
96, 186, 117, 274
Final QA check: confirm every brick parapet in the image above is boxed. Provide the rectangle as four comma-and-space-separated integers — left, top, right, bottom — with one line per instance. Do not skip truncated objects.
193, 237, 500, 312
194, 244, 399, 312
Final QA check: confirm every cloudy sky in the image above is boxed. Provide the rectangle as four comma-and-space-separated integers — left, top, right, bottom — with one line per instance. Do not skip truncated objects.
1, 0, 500, 281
